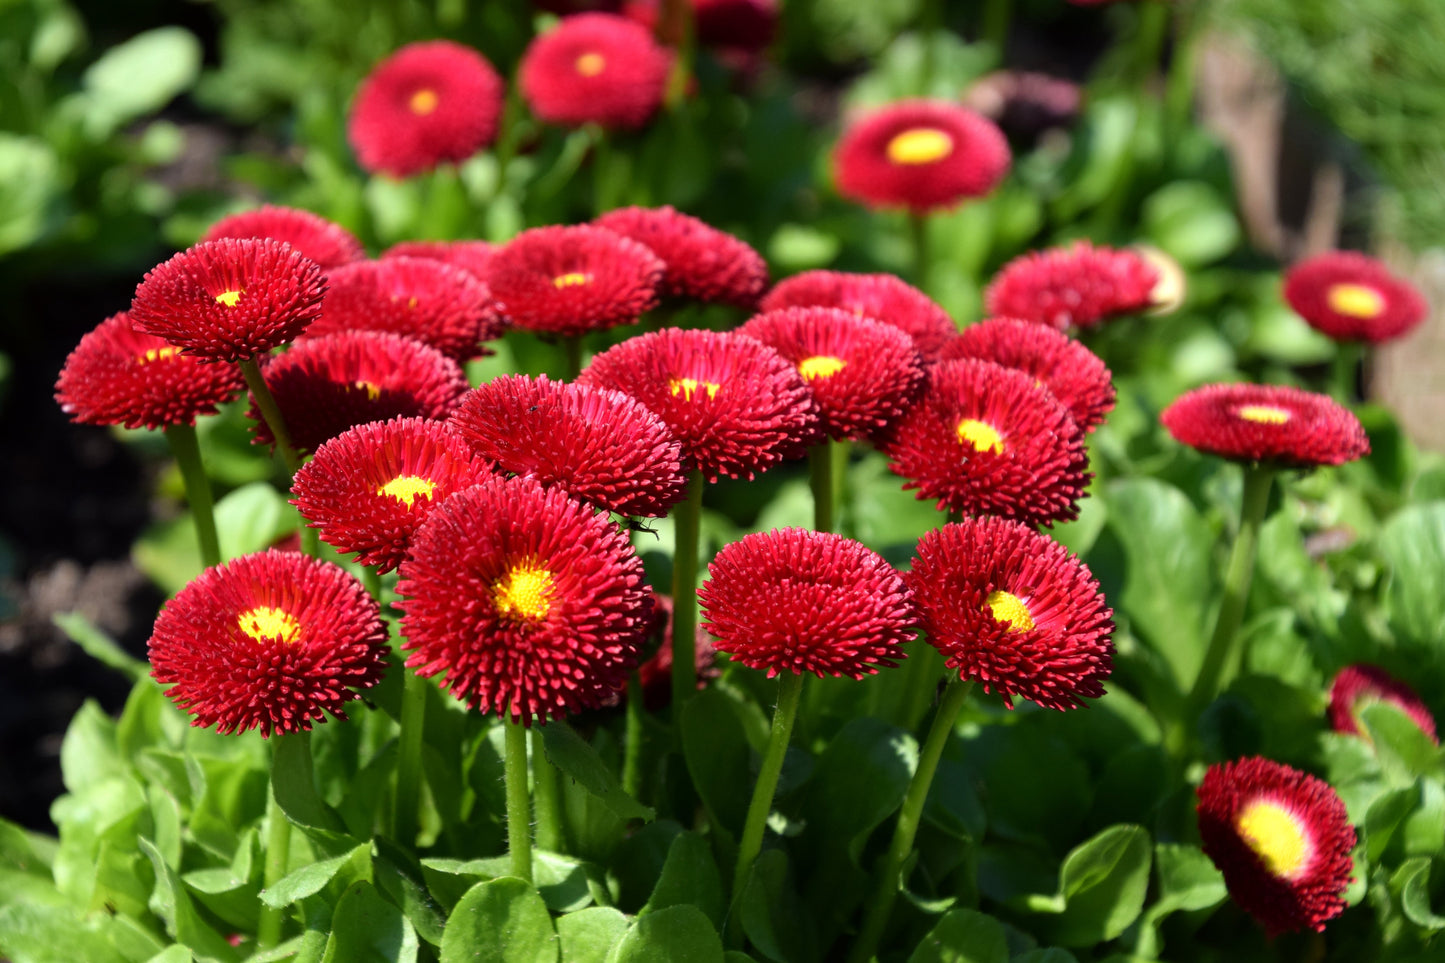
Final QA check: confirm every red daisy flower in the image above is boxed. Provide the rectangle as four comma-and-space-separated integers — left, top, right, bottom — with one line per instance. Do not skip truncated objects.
247, 331, 468, 453
879, 359, 1090, 526
938, 317, 1115, 433
347, 40, 505, 178
291, 417, 494, 573
486, 225, 665, 337
129, 238, 326, 363
693, 0, 778, 54
148, 549, 389, 737
984, 241, 1159, 331
635, 591, 720, 707
201, 205, 364, 271
700, 528, 915, 679
382, 239, 497, 282
396, 474, 652, 724
833, 99, 1011, 213
1160, 383, 1369, 469
302, 257, 504, 361
450, 374, 687, 517
578, 328, 819, 481
519, 13, 674, 130
593, 206, 768, 308
55, 311, 245, 430
1196, 756, 1356, 935
737, 307, 924, 440
759, 270, 958, 361
1327, 664, 1438, 744
907, 517, 1113, 710
1282, 251, 1428, 344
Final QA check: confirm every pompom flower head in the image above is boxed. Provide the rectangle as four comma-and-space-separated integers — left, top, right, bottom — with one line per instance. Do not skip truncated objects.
939, 317, 1115, 433
759, 270, 957, 361
130, 238, 326, 362
56, 311, 244, 430
593, 206, 768, 308
291, 417, 494, 573
879, 358, 1090, 526
907, 517, 1113, 710
578, 328, 819, 481
1283, 251, 1428, 344
985, 241, 1158, 331
833, 99, 1011, 212
700, 529, 915, 679
396, 474, 652, 724
383, 239, 497, 282
148, 550, 389, 736
201, 205, 364, 270
737, 307, 924, 440
303, 257, 504, 361
247, 331, 468, 453
1196, 756, 1356, 935
348, 40, 504, 178
486, 225, 664, 337
450, 374, 687, 517
1160, 383, 1369, 469
519, 13, 674, 130
1328, 664, 1438, 744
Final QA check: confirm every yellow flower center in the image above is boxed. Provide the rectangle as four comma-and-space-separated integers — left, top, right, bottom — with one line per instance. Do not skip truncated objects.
886, 128, 954, 165
956, 418, 1004, 455
493, 563, 555, 622
409, 88, 439, 116
138, 346, 182, 364
575, 52, 606, 77
354, 380, 382, 401
984, 590, 1035, 632
553, 272, 592, 288
1237, 405, 1291, 425
798, 355, 847, 381
215, 290, 243, 307
669, 377, 721, 401
1237, 799, 1311, 879
376, 474, 437, 509
238, 606, 301, 644
1326, 282, 1385, 319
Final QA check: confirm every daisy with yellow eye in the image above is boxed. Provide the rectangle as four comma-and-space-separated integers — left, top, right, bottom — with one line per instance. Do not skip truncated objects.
1197, 756, 1356, 935
1283, 251, 1428, 345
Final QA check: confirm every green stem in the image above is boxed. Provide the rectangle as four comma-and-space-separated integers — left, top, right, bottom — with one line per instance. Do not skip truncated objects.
492, 75, 526, 205
238, 357, 302, 479
1178, 465, 1275, 746
1134, 0, 1171, 87
832, 440, 852, 536
392, 670, 428, 845
257, 742, 296, 950
1163, 0, 1203, 135
670, 471, 705, 716
980, 0, 1011, 59
622, 671, 647, 799
165, 422, 220, 569
562, 336, 584, 382
532, 729, 564, 852
361, 565, 382, 602
849, 679, 974, 963
732, 672, 805, 896
504, 719, 534, 883
660, 0, 694, 110
809, 441, 836, 533
1333, 342, 1365, 402
909, 212, 930, 289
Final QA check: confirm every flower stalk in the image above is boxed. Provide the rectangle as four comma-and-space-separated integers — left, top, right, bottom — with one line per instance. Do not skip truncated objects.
164, 422, 221, 569
504, 718, 534, 883
670, 471, 705, 713
732, 670, 805, 897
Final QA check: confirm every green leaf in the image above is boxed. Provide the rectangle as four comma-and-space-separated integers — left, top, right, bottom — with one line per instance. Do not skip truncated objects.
540, 720, 653, 823
81, 27, 201, 133
1012, 952, 1079, 963
1360, 701, 1445, 784
767, 225, 839, 273
1032, 825, 1152, 947
146, 946, 195, 963
260, 843, 370, 909
422, 851, 602, 915
681, 688, 754, 836
1394, 858, 1445, 931
52, 613, 148, 681
1378, 502, 1445, 647
138, 837, 241, 962
739, 850, 816, 963
556, 907, 631, 963
905, 908, 1008, 963
59, 700, 126, 793
0, 134, 61, 257
1151, 844, 1226, 914
320, 880, 419, 963
641, 833, 724, 930
440, 877, 558, 963
604, 904, 724, 963
0, 816, 56, 876
271, 732, 350, 841
0, 902, 129, 963
1102, 478, 1214, 690
371, 837, 447, 947
1141, 181, 1241, 267
135, 482, 296, 592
